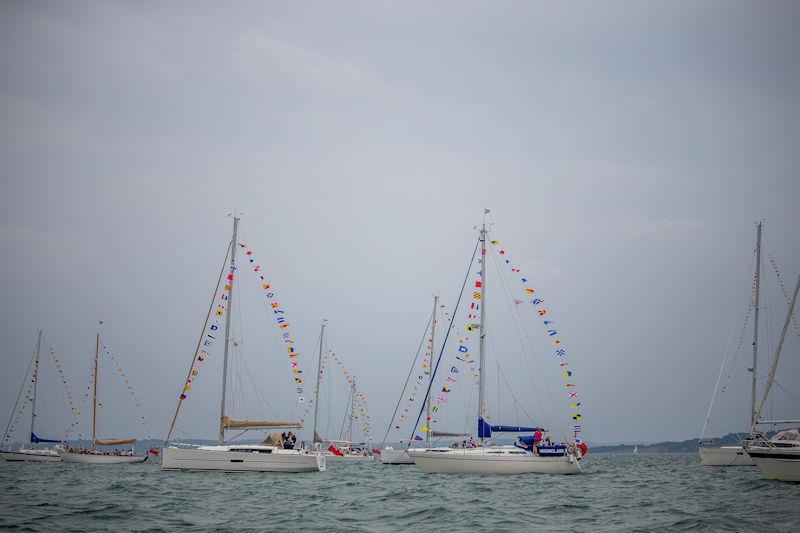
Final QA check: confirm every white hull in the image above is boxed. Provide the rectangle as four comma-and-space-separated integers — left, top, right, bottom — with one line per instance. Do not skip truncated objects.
408, 447, 582, 475
1, 449, 61, 462
747, 448, 800, 481
61, 451, 147, 464
161, 446, 325, 472
380, 448, 413, 465
698, 446, 754, 466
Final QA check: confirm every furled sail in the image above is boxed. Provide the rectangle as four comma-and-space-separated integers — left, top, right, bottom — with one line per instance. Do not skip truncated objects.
31, 432, 61, 444
220, 416, 302, 430
94, 438, 137, 445
430, 431, 470, 437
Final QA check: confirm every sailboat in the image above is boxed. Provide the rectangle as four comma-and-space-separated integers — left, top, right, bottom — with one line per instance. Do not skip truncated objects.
1, 331, 64, 462
633, 445, 638, 455
407, 218, 584, 475
380, 296, 468, 465
161, 215, 325, 473
60, 333, 147, 464
699, 223, 773, 466
310, 321, 373, 462
745, 274, 800, 481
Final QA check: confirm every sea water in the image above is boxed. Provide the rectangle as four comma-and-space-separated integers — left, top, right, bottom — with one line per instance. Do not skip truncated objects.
1, 454, 798, 531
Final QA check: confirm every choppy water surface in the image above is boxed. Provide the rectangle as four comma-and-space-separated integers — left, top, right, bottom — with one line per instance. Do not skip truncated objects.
1, 454, 798, 531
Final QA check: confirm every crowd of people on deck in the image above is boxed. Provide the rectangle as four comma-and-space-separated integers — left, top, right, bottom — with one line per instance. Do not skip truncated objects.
280, 432, 297, 450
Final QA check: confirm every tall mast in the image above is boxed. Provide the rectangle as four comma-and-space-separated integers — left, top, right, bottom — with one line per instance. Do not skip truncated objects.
425, 296, 438, 448
29, 330, 42, 443
750, 222, 762, 428
477, 222, 488, 443
348, 380, 356, 443
91, 332, 99, 453
219, 215, 239, 444
312, 320, 326, 442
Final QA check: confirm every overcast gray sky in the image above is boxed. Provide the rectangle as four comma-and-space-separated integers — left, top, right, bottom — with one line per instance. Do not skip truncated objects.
1, 1, 799, 446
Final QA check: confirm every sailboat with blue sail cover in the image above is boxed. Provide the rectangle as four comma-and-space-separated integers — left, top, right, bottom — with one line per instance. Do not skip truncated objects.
407, 216, 585, 475
1, 330, 66, 461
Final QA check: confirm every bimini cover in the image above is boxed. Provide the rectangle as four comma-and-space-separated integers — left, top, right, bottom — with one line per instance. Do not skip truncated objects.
94, 438, 137, 446
477, 418, 545, 438
30, 432, 61, 444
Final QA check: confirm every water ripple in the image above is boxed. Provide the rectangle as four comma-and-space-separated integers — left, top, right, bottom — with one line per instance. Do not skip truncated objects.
2, 454, 800, 531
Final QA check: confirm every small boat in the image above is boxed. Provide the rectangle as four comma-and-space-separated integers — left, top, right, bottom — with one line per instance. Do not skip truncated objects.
2, 330, 68, 462
60, 332, 147, 464
408, 216, 584, 475
633, 445, 638, 455
161, 215, 324, 473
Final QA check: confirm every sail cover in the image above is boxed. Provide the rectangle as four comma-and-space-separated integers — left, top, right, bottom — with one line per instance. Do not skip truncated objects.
94, 438, 137, 445
430, 431, 471, 437
478, 418, 544, 438
30, 432, 61, 444
221, 416, 302, 430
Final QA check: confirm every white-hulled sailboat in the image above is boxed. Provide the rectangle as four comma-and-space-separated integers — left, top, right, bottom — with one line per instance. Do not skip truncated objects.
161, 215, 324, 473
309, 321, 373, 462
408, 217, 583, 475
2, 331, 64, 462
380, 295, 467, 464
60, 333, 147, 464
745, 274, 800, 481
698, 223, 769, 466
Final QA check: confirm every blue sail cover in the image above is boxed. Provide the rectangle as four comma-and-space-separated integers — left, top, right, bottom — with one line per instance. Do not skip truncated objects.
31, 432, 61, 444
477, 418, 544, 438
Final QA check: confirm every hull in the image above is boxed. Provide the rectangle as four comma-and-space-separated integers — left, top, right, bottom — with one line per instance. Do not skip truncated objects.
380, 448, 413, 465
408, 447, 582, 475
1, 449, 61, 462
161, 446, 325, 472
61, 451, 147, 464
747, 448, 800, 481
698, 446, 754, 466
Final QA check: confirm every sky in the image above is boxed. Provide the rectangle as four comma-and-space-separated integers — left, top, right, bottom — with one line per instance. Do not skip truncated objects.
1, 1, 799, 446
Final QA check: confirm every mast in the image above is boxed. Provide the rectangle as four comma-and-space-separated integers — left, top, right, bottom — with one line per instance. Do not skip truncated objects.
477, 222, 488, 443
219, 215, 239, 444
425, 296, 438, 447
29, 330, 42, 443
750, 222, 762, 429
91, 332, 99, 453
348, 380, 356, 443
312, 320, 326, 442
751, 274, 800, 434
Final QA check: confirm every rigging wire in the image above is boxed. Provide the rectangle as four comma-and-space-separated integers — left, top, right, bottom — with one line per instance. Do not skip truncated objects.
489, 245, 564, 439
1, 336, 37, 444
484, 319, 540, 428
237, 227, 298, 419
409, 237, 479, 444
379, 313, 433, 449
700, 253, 757, 440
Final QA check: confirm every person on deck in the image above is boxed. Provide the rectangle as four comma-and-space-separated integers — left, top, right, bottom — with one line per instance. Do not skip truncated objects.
533, 429, 543, 454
